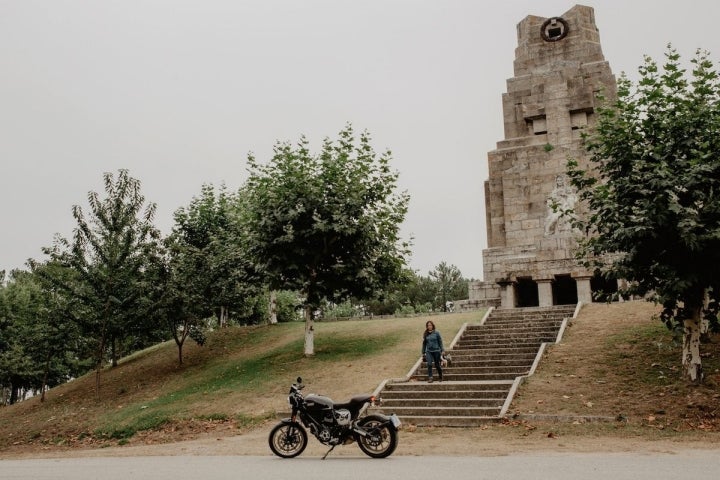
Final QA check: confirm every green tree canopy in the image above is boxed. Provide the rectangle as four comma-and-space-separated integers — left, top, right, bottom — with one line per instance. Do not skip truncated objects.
244, 124, 410, 355
160, 184, 263, 364
33, 169, 162, 397
0, 269, 83, 404
567, 46, 720, 382
169, 184, 259, 328
429, 262, 465, 312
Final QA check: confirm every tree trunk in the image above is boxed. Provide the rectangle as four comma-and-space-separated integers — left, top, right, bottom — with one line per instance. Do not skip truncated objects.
174, 319, 189, 366
701, 290, 711, 342
219, 306, 228, 328
95, 333, 107, 401
96, 302, 111, 400
111, 337, 118, 367
9, 383, 19, 405
269, 291, 278, 324
40, 353, 51, 403
304, 305, 315, 356
682, 301, 704, 383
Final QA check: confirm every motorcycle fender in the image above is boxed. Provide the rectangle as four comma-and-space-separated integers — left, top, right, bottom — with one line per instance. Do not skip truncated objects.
353, 413, 401, 437
278, 418, 303, 428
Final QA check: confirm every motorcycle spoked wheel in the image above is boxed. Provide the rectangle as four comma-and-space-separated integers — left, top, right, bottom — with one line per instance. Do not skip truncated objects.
355, 415, 398, 458
268, 422, 308, 458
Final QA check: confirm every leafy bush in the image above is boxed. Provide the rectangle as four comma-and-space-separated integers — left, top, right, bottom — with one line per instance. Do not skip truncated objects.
274, 290, 303, 322
394, 305, 416, 316
324, 300, 363, 319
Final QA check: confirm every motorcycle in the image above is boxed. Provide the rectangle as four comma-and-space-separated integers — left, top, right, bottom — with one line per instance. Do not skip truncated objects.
268, 377, 401, 459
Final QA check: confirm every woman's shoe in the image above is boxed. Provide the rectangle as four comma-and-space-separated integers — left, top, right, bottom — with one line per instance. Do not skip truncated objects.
428, 377, 433, 383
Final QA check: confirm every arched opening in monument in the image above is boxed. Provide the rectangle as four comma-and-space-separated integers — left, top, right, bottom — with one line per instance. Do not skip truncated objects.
515, 277, 539, 307
552, 274, 578, 305
591, 271, 618, 302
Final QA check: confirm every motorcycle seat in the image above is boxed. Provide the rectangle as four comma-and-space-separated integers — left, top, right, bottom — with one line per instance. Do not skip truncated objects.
334, 394, 373, 412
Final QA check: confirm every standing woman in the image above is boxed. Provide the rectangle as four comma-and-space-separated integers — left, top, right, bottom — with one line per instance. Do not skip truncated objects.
422, 320, 444, 383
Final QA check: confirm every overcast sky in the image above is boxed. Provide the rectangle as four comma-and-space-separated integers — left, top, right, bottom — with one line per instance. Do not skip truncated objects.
2, 0, 720, 280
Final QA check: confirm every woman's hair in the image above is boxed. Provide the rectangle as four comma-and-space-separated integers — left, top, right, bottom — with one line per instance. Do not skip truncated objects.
423, 320, 435, 338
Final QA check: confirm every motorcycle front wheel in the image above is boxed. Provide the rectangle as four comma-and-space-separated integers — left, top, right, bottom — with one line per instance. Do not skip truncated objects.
355, 415, 398, 458
268, 422, 308, 458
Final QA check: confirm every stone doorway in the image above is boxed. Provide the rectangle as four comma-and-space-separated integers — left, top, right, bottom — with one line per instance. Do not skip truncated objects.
552, 275, 578, 305
515, 278, 539, 307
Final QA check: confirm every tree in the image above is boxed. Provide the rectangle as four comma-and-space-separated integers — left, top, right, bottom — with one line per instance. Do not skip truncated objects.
34, 169, 162, 397
171, 184, 253, 328
429, 262, 465, 312
244, 124, 410, 355
567, 46, 720, 383
0, 269, 83, 404
153, 250, 207, 365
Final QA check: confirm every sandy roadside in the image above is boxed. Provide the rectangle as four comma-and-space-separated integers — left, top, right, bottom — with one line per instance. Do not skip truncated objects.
3, 425, 718, 460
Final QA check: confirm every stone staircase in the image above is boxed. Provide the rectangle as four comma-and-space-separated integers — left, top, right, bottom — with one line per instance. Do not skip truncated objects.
370, 304, 578, 426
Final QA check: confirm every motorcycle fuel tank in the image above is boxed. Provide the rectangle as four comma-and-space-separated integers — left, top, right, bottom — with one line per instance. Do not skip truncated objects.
304, 394, 334, 411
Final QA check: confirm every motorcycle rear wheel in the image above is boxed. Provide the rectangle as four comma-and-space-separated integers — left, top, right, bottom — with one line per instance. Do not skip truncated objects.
355, 415, 398, 458
268, 422, 308, 458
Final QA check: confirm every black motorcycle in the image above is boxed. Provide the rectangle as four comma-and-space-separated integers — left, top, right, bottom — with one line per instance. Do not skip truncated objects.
268, 377, 401, 459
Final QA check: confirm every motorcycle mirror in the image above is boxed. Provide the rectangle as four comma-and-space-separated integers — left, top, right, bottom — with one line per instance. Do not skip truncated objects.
296, 377, 302, 384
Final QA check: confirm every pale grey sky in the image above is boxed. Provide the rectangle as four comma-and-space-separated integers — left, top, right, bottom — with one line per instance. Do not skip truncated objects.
2, 0, 720, 279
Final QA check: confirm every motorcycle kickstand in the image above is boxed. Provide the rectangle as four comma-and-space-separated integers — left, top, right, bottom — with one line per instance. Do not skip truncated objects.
321, 445, 336, 460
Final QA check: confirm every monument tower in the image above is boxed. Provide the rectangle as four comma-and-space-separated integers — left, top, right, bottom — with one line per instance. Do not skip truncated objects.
469, 5, 617, 308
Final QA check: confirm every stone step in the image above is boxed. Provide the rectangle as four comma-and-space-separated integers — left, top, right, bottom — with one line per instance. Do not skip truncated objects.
487, 313, 572, 322
465, 324, 562, 333
456, 335, 552, 343
467, 321, 562, 329
443, 358, 536, 367
486, 313, 570, 320
465, 323, 561, 330
377, 405, 502, 417
381, 381, 512, 392
457, 333, 558, 342
420, 363, 531, 373
446, 351, 538, 358
479, 326, 561, 333
380, 397, 505, 408
453, 343, 550, 351
483, 320, 565, 327
487, 311, 571, 318
386, 415, 502, 427
454, 340, 549, 348
492, 306, 575, 313
411, 372, 527, 381
461, 328, 558, 336
450, 346, 540, 355
380, 390, 508, 400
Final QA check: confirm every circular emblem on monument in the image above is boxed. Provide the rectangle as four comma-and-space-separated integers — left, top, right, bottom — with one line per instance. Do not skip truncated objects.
540, 17, 568, 42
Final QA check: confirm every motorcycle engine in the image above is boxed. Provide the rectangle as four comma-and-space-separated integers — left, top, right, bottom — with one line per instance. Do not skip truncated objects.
334, 409, 351, 426
317, 426, 332, 443
310, 422, 344, 445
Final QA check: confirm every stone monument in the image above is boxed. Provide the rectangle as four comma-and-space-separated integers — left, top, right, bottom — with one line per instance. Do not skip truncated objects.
468, 5, 617, 309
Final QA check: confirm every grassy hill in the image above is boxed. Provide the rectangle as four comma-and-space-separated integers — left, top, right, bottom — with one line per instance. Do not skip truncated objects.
1, 303, 718, 456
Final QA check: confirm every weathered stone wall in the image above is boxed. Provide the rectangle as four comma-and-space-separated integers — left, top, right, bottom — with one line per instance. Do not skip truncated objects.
470, 5, 617, 307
